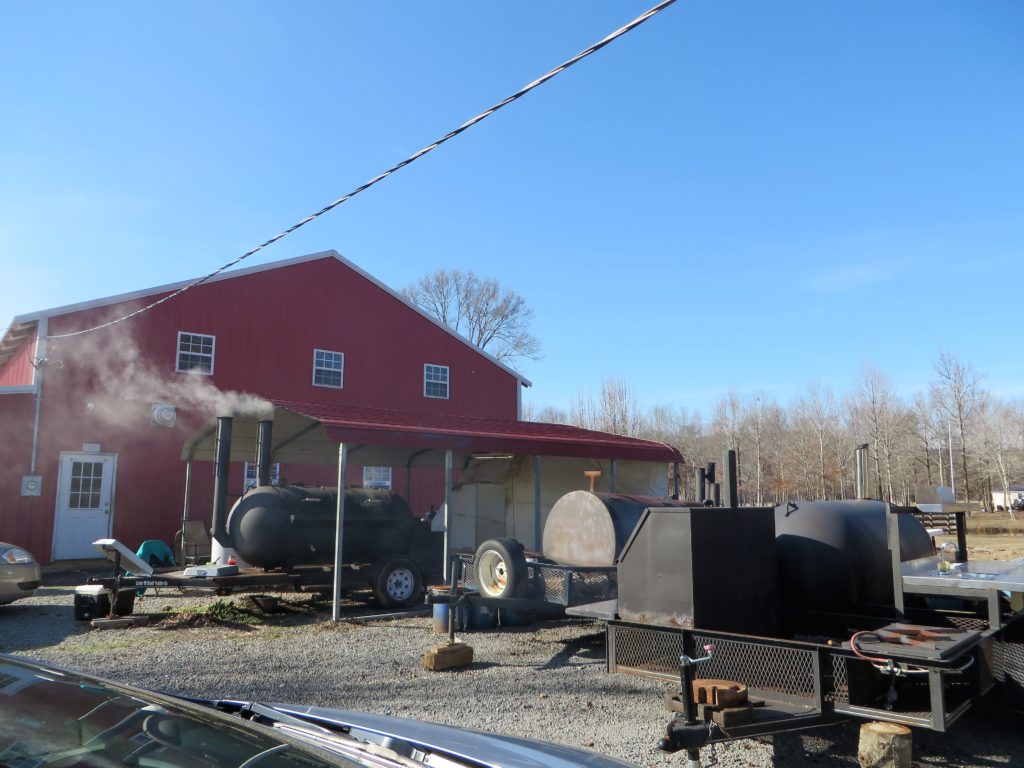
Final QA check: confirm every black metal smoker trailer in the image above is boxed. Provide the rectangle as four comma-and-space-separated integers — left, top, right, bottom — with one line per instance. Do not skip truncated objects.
575, 503, 1024, 765
74, 539, 426, 622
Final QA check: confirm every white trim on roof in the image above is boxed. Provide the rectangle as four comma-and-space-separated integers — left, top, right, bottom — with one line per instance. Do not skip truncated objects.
11, 250, 531, 387
0, 385, 35, 395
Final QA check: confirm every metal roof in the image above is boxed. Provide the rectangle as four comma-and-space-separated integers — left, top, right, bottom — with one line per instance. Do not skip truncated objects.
5, 250, 531, 387
182, 400, 683, 467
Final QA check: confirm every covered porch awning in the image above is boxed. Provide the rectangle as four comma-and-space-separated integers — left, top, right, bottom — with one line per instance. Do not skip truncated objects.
181, 398, 683, 467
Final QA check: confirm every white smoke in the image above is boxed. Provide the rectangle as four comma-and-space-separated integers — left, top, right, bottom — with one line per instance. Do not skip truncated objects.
49, 314, 274, 429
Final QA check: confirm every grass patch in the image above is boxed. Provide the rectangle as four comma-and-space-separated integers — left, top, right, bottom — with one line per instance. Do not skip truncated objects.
149, 595, 325, 630
965, 511, 1024, 536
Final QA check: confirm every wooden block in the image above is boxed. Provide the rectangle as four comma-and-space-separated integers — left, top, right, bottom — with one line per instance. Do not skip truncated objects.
422, 642, 474, 671
858, 721, 912, 768
711, 703, 754, 729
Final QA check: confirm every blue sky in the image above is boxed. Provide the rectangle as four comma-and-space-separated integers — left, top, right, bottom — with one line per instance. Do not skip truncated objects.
2, 1, 1021, 415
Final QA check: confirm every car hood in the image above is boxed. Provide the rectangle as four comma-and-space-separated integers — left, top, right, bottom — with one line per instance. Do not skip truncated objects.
268, 703, 640, 768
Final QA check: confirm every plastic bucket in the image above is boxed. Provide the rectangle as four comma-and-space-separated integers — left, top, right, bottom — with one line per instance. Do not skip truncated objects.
466, 602, 496, 630
432, 601, 468, 633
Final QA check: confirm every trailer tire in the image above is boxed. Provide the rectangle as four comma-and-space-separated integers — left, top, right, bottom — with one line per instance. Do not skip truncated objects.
373, 557, 423, 608
474, 538, 527, 599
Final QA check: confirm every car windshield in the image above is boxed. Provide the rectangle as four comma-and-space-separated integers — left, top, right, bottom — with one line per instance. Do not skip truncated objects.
0, 658, 357, 768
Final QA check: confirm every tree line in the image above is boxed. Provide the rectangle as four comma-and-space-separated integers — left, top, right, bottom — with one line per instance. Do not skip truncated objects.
525, 354, 1022, 516
400, 271, 1018, 514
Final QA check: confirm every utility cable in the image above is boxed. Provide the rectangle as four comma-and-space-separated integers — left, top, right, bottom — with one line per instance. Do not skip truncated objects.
46, 0, 678, 339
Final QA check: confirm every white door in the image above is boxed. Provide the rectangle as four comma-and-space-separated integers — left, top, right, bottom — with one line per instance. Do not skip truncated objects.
53, 453, 116, 560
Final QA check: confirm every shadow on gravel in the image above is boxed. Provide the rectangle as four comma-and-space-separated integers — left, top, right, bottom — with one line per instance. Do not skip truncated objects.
771, 722, 859, 766
0, 586, 93, 652
541, 631, 606, 670
770, 695, 1023, 767
914, 697, 1023, 767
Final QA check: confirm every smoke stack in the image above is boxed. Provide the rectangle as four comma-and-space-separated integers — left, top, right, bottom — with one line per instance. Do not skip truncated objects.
211, 416, 233, 547
854, 443, 870, 500
723, 449, 738, 508
256, 419, 273, 487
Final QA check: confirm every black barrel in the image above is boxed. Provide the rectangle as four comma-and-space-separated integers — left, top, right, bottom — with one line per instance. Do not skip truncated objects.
226, 486, 416, 569
774, 499, 934, 612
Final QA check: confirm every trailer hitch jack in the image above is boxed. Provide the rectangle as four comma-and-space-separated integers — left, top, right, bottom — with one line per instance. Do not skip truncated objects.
659, 646, 715, 765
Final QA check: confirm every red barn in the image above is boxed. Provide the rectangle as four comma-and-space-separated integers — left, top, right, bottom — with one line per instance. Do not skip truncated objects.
0, 251, 530, 562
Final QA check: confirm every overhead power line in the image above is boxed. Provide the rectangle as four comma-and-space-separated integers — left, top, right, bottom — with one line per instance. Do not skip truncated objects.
48, 0, 678, 339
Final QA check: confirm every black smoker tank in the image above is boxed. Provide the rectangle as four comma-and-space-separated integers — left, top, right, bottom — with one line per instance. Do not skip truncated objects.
616, 505, 777, 636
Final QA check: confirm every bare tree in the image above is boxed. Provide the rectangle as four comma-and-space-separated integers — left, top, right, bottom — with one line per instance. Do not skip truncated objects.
850, 363, 906, 502
712, 392, 745, 501
793, 383, 838, 499
522, 402, 569, 424
977, 398, 1023, 519
742, 395, 775, 506
569, 376, 648, 437
403, 270, 541, 364
930, 353, 986, 503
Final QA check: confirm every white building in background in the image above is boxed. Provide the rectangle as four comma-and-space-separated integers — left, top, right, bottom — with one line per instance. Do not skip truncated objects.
992, 484, 1024, 510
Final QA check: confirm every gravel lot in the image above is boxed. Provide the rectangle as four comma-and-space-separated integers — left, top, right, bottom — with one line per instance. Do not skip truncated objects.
1, 571, 1021, 768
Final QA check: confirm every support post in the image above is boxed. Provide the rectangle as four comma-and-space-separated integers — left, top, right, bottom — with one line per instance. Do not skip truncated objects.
885, 504, 905, 617
443, 449, 453, 581
180, 460, 192, 562
696, 468, 706, 503
672, 462, 681, 500
955, 511, 968, 563
534, 455, 543, 551
610, 459, 617, 493
331, 442, 348, 622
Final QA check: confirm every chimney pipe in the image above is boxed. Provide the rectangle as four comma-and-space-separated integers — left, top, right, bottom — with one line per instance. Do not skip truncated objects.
854, 443, 870, 500
211, 416, 233, 547
723, 449, 738, 508
256, 419, 273, 487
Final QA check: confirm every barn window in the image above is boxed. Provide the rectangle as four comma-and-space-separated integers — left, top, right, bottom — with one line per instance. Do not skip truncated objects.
312, 349, 344, 388
424, 364, 449, 399
176, 332, 215, 374
362, 466, 392, 490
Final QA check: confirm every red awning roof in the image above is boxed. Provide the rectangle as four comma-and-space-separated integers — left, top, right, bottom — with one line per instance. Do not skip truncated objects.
270, 398, 682, 463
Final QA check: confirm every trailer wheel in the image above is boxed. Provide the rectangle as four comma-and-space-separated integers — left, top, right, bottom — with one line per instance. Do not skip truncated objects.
474, 538, 527, 599
373, 558, 423, 608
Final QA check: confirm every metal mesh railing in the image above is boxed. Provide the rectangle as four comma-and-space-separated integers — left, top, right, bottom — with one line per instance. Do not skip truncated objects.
609, 624, 817, 702
829, 656, 850, 704
693, 633, 817, 700
993, 639, 1024, 686
458, 555, 615, 606
947, 615, 989, 633
608, 623, 685, 680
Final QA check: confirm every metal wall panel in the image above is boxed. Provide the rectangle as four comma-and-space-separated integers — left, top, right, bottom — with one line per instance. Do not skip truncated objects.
0, 326, 38, 387
2, 255, 523, 561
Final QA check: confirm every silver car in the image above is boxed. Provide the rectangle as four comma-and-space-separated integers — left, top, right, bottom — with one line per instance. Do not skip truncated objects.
0, 542, 40, 604
0, 654, 640, 768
